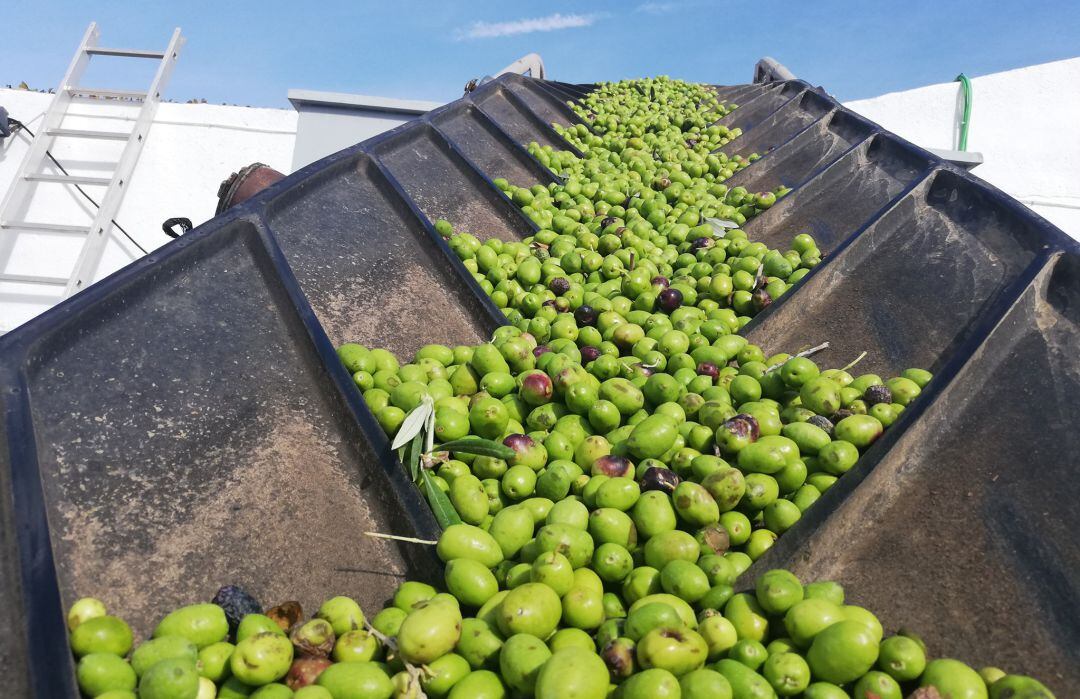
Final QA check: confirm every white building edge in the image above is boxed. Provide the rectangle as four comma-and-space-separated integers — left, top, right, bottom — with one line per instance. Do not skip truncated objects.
1, 56, 1077, 331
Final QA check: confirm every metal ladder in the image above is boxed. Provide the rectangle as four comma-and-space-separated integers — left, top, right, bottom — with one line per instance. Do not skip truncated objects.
0, 22, 183, 303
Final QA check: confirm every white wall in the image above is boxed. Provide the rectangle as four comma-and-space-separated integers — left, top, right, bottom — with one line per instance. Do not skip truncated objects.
0, 88, 297, 331
843, 57, 1080, 239
288, 89, 441, 170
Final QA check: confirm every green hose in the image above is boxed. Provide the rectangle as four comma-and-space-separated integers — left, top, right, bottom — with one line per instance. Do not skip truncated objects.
955, 73, 972, 151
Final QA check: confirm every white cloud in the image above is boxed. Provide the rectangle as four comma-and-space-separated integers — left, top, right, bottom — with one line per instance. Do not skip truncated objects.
635, 2, 677, 13
457, 12, 601, 40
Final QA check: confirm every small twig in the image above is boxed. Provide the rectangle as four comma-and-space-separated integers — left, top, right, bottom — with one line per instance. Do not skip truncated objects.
364, 618, 398, 653
421, 451, 448, 470
364, 532, 438, 545
764, 342, 830, 373
838, 351, 868, 373
406, 664, 431, 698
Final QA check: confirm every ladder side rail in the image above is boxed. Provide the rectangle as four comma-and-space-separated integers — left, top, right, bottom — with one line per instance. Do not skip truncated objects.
0, 22, 99, 228
64, 28, 184, 296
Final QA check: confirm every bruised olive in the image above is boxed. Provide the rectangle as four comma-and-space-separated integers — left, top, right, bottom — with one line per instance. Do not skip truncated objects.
863, 384, 893, 406
549, 277, 571, 295
593, 454, 635, 478
731, 414, 761, 440
806, 414, 835, 437
602, 638, 637, 680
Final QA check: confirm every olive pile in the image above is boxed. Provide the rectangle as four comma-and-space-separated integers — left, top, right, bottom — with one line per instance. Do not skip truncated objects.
64, 77, 1055, 698
66, 565, 1051, 699
343, 334, 929, 561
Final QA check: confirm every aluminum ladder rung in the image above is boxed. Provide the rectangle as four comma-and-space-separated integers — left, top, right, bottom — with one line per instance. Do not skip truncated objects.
25, 174, 112, 186
46, 128, 130, 140
85, 47, 165, 59
1, 221, 89, 234
67, 87, 147, 100
0, 272, 70, 286
0, 272, 69, 285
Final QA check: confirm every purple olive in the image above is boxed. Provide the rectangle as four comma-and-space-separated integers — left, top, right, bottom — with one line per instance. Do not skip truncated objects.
631, 363, 655, 379
520, 372, 554, 404
601, 216, 618, 230
691, 237, 714, 250
696, 362, 720, 381
503, 434, 536, 455
549, 277, 571, 295
864, 384, 893, 406
533, 345, 552, 358
657, 288, 684, 313
640, 466, 681, 494
574, 305, 598, 327
580, 346, 602, 363
650, 275, 670, 289
592, 454, 635, 478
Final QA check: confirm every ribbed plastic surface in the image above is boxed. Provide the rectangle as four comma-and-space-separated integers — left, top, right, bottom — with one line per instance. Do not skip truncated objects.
1, 73, 1076, 695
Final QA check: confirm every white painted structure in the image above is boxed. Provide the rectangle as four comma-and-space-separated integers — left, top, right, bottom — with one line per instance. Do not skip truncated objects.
289, 90, 442, 171
843, 57, 1080, 236
1, 57, 1077, 331
0, 88, 297, 330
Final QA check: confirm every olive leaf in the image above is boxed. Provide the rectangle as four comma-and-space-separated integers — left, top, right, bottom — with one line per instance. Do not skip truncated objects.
705, 217, 739, 234
407, 431, 423, 483
436, 437, 514, 460
390, 396, 435, 451
420, 469, 462, 530
424, 399, 437, 455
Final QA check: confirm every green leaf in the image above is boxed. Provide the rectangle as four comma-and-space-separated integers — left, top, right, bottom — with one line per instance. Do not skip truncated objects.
421, 469, 462, 530
437, 437, 514, 460
407, 431, 423, 483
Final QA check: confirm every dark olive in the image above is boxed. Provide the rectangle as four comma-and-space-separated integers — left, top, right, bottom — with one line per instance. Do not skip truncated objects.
806, 414, 835, 436
864, 384, 893, 405
640, 466, 681, 494
657, 288, 684, 312
575, 305, 598, 326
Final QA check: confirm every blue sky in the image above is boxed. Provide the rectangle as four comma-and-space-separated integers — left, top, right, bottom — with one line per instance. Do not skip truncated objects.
2, 1, 1078, 108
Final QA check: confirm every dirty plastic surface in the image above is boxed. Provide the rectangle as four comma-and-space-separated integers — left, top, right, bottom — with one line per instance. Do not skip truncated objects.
1, 73, 1077, 695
